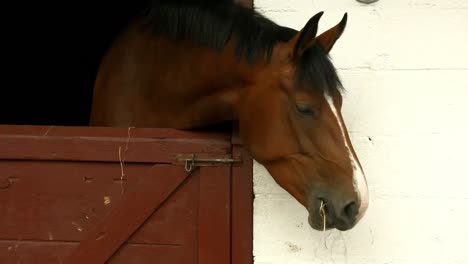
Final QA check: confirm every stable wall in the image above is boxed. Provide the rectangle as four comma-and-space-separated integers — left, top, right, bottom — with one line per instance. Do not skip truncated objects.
252, 0, 468, 263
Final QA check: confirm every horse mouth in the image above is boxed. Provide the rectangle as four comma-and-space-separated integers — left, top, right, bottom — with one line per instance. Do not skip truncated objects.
307, 198, 358, 231
307, 199, 336, 231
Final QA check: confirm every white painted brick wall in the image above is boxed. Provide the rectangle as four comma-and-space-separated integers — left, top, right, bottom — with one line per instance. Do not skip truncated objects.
252, 0, 468, 263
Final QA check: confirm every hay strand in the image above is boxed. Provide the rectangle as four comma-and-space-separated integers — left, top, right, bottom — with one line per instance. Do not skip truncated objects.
319, 200, 330, 249
118, 127, 133, 195
319, 200, 327, 232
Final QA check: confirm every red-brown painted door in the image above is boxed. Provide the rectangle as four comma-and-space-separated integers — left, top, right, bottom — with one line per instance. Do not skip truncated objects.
0, 125, 252, 264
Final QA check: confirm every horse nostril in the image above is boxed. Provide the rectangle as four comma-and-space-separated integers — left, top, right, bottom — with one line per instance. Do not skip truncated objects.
344, 201, 359, 218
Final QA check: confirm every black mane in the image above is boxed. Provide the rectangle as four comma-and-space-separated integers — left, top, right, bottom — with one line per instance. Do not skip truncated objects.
140, 0, 342, 92
140, 0, 295, 63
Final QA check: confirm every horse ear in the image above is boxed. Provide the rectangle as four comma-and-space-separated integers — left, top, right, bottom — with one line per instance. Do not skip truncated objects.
288, 11, 324, 59
315, 13, 347, 53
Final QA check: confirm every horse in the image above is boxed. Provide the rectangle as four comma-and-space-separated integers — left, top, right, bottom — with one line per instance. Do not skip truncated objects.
89, 0, 369, 231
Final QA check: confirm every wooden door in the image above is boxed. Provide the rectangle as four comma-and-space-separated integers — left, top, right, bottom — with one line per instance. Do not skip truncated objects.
0, 125, 252, 264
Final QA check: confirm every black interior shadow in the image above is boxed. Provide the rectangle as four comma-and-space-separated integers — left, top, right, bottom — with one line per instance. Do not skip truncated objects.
1, 0, 242, 132
1, 1, 146, 126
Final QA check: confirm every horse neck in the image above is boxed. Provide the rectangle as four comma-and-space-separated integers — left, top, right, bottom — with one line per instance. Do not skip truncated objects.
139, 32, 266, 129
92, 20, 269, 129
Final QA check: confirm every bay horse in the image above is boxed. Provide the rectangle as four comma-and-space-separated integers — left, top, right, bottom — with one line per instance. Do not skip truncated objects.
90, 0, 369, 231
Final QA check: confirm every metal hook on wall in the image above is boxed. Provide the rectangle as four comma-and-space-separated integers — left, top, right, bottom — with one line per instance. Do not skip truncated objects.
356, 0, 379, 4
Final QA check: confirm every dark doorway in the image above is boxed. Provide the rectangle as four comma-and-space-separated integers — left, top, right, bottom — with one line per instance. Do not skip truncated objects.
1, 1, 148, 126
1, 0, 252, 127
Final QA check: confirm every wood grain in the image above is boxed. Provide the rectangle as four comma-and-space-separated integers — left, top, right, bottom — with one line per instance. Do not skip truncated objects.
63, 165, 189, 264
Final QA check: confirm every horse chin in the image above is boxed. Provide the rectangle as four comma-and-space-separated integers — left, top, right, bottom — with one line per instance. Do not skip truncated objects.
307, 212, 335, 231
307, 209, 358, 232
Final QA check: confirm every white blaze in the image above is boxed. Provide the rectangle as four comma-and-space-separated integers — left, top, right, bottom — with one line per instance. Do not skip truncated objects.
324, 92, 369, 221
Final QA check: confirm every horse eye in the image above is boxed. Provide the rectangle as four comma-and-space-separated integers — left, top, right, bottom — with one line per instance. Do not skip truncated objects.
296, 104, 316, 116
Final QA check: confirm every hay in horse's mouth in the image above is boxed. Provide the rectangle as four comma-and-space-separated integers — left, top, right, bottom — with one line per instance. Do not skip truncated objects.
319, 200, 327, 231
308, 198, 335, 231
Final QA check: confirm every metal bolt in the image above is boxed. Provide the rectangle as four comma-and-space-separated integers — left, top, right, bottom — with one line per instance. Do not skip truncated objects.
0, 178, 11, 189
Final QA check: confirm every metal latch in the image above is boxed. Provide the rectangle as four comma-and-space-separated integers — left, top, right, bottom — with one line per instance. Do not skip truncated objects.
175, 154, 242, 175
